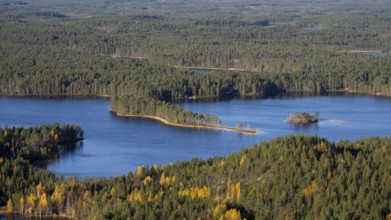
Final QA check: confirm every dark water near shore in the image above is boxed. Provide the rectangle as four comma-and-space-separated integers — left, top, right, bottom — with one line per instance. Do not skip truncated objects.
1, 94, 390, 178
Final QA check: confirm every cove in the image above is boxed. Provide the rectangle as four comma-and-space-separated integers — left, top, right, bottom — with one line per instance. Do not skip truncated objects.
1, 94, 390, 178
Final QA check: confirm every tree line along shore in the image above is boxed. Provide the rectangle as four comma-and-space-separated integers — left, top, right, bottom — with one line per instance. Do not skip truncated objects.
1, 125, 390, 219
110, 96, 258, 135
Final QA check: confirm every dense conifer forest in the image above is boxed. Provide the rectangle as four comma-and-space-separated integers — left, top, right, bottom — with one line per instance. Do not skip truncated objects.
1, 0, 391, 99
1, 125, 390, 219
1, 0, 391, 219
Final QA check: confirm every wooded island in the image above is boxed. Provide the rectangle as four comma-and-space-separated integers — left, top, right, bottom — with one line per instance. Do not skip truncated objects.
286, 112, 319, 124
110, 96, 258, 134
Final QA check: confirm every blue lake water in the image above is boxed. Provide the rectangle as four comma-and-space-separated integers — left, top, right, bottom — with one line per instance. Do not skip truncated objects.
303, 27, 321, 31
1, 94, 390, 178
366, 52, 390, 57
188, 68, 215, 74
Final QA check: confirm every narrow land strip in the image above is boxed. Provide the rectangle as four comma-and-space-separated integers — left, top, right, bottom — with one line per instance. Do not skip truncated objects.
174, 66, 247, 72
114, 113, 259, 135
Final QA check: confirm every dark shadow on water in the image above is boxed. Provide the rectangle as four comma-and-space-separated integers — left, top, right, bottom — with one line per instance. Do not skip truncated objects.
57, 141, 83, 156
287, 121, 320, 133
179, 91, 350, 104
36, 141, 83, 169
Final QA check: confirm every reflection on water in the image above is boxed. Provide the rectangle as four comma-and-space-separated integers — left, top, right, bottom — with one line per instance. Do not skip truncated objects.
35, 141, 83, 170
57, 141, 83, 157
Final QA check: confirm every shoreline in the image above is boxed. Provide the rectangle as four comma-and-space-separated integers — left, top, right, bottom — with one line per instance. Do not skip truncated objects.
174, 66, 247, 72
114, 112, 259, 135
1, 90, 389, 100
0, 210, 75, 220
326, 89, 388, 97
342, 49, 385, 53
285, 120, 318, 124
101, 54, 150, 60
32, 138, 84, 167
340, 49, 390, 55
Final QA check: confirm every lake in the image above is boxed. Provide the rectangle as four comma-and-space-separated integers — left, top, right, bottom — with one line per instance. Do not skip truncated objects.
303, 27, 321, 31
366, 52, 390, 57
188, 68, 215, 74
1, 94, 390, 178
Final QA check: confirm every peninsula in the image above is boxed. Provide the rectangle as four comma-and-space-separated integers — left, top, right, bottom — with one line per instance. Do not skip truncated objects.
110, 96, 258, 135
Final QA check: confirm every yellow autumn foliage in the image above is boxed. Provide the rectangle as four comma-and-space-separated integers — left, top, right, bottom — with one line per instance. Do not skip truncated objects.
6, 198, 13, 212
143, 176, 152, 186
178, 186, 211, 199
303, 180, 324, 197
160, 173, 172, 186
39, 193, 48, 208
225, 209, 241, 220
146, 192, 153, 202
51, 184, 65, 207
165, 176, 171, 185
213, 203, 227, 218
226, 181, 241, 203
128, 189, 144, 202
110, 187, 116, 197
36, 182, 45, 198
27, 193, 36, 209
160, 172, 166, 185
239, 155, 246, 166
135, 166, 143, 178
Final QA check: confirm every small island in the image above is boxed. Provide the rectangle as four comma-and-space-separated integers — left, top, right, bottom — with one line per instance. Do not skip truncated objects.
286, 112, 319, 124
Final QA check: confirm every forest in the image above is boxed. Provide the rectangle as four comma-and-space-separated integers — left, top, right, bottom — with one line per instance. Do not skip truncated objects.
1, 0, 391, 99
1, 0, 391, 219
111, 95, 222, 125
0, 124, 83, 204
1, 125, 390, 219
